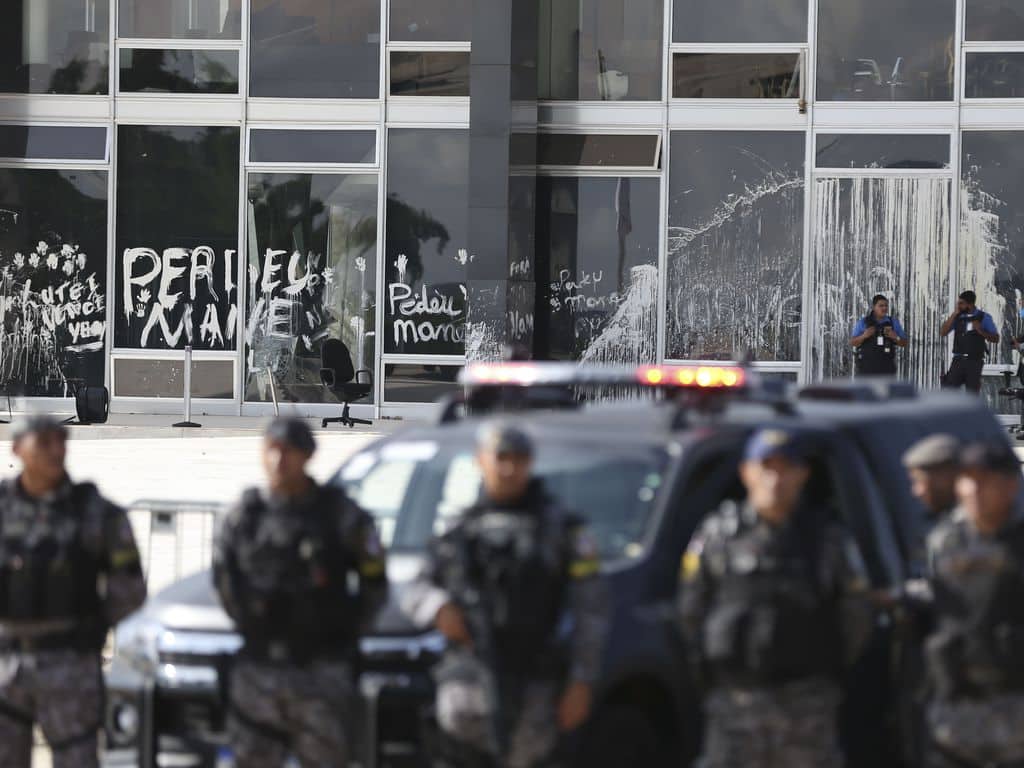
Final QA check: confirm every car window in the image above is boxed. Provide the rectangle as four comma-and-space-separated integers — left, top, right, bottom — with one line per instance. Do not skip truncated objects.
337, 438, 669, 561
437, 454, 482, 532
347, 458, 417, 546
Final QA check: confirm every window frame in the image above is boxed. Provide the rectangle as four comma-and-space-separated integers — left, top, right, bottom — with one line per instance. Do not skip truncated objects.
668, 44, 808, 105
961, 43, 1024, 102
0, 122, 111, 165
385, 42, 471, 103
244, 124, 380, 169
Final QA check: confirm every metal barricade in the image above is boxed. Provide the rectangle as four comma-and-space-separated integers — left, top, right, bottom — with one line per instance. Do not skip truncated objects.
126, 499, 225, 596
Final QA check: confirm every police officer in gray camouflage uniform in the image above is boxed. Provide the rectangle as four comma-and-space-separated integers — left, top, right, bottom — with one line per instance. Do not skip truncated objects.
923, 441, 1024, 768
402, 422, 607, 768
678, 428, 874, 768
213, 417, 388, 768
903, 434, 961, 578
0, 415, 146, 768
893, 434, 961, 768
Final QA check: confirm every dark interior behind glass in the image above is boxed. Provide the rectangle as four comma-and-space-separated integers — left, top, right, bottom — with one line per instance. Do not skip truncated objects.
245, 173, 378, 404
115, 125, 240, 351
384, 129, 469, 356
0, 169, 108, 395
249, 0, 380, 98
0, 0, 110, 94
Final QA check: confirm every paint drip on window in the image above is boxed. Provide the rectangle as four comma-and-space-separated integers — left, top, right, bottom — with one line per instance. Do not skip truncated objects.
809, 176, 951, 388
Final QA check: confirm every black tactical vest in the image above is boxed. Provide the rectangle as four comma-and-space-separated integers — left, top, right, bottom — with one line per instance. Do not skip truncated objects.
702, 509, 842, 686
856, 316, 897, 375
232, 486, 361, 662
449, 498, 568, 675
0, 481, 103, 624
952, 312, 988, 359
927, 516, 1024, 696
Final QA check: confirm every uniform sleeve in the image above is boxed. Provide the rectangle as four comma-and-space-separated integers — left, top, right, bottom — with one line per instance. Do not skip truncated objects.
399, 534, 454, 630
823, 527, 875, 667
211, 503, 246, 627
893, 318, 908, 339
851, 318, 866, 337
343, 503, 389, 633
565, 523, 608, 684
101, 500, 147, 626
677, 527, 714, 682
982, 313, 999, 336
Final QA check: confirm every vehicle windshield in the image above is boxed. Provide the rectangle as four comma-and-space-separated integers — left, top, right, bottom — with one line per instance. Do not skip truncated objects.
334, 437, 669, 561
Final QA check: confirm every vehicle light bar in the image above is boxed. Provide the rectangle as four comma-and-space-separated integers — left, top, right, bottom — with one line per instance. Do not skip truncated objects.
459, 362, 748, 389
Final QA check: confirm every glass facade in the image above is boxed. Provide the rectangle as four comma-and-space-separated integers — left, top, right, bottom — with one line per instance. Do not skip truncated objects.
114, 125, 240, 350
0, 0, 1022, 415
1, 0, 111, 94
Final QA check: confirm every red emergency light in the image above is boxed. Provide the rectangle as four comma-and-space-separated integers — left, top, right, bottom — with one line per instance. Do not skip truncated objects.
460, 362, 748, 390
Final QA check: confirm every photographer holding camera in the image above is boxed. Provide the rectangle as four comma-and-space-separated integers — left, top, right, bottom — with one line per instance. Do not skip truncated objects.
941, 290, 999, 393
851, 294, 908, 376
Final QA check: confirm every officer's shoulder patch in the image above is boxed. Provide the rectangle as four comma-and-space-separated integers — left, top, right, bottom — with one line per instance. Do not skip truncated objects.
568, 528, 600, 579
681, 531, 706, 582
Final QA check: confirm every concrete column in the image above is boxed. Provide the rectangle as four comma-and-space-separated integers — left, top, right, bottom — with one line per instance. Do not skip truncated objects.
465, 0, 539, 361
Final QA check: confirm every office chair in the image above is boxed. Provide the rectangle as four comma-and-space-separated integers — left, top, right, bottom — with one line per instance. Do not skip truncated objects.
320, 338, 373, 428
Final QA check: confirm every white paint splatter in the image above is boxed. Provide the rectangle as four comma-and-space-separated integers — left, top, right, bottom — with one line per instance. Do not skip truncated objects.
580, 264, 658, 365
809, 177, 950, 388
667, 166, 804, 361
959, 175, 1011, 363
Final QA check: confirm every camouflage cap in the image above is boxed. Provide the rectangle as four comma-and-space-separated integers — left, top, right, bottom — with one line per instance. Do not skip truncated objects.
11, 414, 68, 444
476, 421, 533, 458
264, 417, 316, 454
903, 434, 960, 470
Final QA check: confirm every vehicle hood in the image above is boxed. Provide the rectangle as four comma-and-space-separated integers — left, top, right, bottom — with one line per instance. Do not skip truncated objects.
139, 553, 427, 637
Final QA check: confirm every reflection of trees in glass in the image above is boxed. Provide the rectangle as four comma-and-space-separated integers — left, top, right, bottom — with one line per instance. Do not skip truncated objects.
245, 174, 377, 403
120, 50, 238, 93
0, 169, 108, 395
383, 196, 469, 355
384, 196, 450, 289
0, 1, 111, 94
535, 177, 659, 363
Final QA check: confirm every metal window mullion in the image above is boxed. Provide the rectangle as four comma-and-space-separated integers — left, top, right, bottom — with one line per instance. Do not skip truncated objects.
658, 0, 670, 365
0, 159, 109, 170
669, 43, 808, 53
797, 0, 817, 383
375, 125, 389, 412
950, 0, 966, 365
387, 42, 471, 52
116, 39, 243, 51
382, 354, 466, 365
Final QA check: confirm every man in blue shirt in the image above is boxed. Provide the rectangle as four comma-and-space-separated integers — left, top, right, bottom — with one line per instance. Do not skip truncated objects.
941, 290, 999, 393
850, 294, 908, 376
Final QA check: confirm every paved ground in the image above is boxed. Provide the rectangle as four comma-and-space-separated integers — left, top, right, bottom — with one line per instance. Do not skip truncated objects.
0, 415, 404, 508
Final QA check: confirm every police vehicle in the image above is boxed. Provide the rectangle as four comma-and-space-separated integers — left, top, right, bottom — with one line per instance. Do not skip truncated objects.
103, 362, 1011, 768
